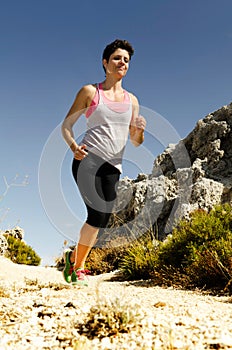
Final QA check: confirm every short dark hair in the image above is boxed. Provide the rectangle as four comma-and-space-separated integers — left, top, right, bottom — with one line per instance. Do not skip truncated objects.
102, 39, 134, 72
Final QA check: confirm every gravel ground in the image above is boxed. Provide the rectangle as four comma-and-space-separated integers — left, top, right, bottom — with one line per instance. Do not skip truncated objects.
0, 256, 232, 350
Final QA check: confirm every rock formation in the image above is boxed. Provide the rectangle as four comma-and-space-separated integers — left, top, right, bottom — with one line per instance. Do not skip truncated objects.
0, 226, 25, 255
0, 232, 8, 255
99, 102, 232, 246
4, 226, 25, 240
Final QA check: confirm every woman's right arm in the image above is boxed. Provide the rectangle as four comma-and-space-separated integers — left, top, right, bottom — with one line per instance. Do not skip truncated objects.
61, 85, 94, 159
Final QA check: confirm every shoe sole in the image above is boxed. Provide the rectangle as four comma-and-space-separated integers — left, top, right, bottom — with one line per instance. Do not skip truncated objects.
72, 281, 88, 287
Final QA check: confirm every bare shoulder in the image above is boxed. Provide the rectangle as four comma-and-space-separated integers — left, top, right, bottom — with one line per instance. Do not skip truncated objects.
72, 83, 97, 109
82, 83, 97, 93
128, 92, 139, 106
78, 84, 97, 99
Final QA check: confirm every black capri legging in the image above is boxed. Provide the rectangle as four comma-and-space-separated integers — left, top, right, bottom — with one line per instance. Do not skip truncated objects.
72, 152, 120, 228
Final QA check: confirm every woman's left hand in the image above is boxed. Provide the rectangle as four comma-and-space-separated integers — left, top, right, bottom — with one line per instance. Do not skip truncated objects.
135, 115, 146, 131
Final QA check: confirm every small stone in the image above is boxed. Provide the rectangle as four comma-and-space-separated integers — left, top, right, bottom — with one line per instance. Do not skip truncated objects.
154, 301, 167, 308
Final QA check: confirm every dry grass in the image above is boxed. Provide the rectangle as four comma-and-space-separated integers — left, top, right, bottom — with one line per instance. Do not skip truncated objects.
0, 285, 10, 298
23, 277, 70, 291
75, 285, 144, 340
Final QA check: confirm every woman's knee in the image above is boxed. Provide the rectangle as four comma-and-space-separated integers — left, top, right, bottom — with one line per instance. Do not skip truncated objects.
86, 210, 111, 228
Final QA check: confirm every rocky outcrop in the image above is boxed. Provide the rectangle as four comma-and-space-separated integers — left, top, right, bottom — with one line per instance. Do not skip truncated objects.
0, 233, 8, 255
99, 102, 232, 245
4, 226, 25, 240
0, 226, 25, 256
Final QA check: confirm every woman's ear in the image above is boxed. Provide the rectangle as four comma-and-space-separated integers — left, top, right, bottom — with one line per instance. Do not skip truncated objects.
102, 58, 107, 70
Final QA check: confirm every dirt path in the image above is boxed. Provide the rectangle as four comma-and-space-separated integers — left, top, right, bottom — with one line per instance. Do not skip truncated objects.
0, 256, 232, 349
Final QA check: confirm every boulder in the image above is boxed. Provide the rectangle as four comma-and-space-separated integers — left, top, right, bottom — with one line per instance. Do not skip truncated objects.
99, 102, 232, 245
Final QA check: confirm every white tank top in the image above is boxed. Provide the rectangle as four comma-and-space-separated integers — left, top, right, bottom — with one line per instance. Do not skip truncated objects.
81, 84, 132, 172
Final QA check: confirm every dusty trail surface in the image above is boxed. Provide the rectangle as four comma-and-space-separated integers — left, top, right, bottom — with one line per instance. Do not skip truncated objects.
0, 256, 232, 349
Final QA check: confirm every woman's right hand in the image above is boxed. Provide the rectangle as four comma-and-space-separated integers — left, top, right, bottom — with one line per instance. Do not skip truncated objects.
73, 144, 88, 160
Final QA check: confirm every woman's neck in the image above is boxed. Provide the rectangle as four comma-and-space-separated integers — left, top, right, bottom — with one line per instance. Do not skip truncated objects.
101, 78, 123, 92
100, 79, 125, 102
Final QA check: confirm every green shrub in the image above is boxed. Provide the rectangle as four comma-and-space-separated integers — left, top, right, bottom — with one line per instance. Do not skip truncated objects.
185, 241, 232, 290
157, 204, 232, 291
5, 235, 41, 266
119, 238, 159, 280
117, 204, 232, 293
85, 245, 128, 275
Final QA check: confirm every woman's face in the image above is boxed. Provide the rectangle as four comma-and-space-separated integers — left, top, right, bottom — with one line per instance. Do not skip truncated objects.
103, 48, 130, 77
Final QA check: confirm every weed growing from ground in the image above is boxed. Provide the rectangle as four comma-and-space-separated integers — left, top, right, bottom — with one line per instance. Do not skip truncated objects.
76, 286, 144, 339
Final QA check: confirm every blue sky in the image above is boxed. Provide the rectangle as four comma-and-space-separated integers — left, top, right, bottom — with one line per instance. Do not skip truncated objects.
0, 0, 231, 265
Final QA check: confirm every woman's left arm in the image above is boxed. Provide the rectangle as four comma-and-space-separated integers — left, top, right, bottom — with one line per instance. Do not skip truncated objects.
129, 94, 146, 147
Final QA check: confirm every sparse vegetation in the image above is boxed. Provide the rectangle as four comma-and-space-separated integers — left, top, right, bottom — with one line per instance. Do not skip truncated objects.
23, 277, 70, 291
5, 235, 41, 266
0, 285, 10, 298
119, 237, 158, 280
85, 245, 129, 275
156, 204, 232, 292
56, 243, 129, 275
76, 290, 144, 339
82, 204, 232, 294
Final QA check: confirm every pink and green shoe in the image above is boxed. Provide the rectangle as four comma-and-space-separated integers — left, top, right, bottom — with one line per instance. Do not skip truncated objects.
71, 268, 90, 286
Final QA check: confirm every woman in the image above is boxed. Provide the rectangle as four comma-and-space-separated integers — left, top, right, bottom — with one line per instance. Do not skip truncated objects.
61, 39, 146, 285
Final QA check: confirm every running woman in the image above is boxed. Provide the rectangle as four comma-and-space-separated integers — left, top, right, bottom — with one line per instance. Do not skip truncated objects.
61, 39, 146, 285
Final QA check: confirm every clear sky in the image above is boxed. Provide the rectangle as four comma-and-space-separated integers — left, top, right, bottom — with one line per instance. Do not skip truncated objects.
0, 0, 231, 265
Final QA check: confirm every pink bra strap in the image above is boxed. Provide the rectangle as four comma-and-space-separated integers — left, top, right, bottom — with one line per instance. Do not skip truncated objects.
99, 83, 130, 103
85, 85, 99, 118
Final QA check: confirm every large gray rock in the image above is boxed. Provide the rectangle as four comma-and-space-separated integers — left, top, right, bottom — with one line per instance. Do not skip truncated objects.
99, 102, 232, 245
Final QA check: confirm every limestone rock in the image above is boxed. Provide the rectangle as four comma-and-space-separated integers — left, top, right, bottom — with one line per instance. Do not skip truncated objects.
101, 102, 232, 244
4, 226, 25, 240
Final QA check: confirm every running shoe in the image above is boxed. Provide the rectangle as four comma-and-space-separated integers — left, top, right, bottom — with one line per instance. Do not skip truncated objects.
62, 249, 74, 283
71, 268, 90, 286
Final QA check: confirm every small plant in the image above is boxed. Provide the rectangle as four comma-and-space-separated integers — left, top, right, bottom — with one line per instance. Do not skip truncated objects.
119, 237, 159, 280
5, 235, 41, 266
24, 278, 39, 286
76, 291, 144, 339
